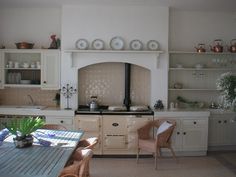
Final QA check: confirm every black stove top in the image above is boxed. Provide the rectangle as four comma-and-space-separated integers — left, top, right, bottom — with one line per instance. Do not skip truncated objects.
75, 105, 154, 115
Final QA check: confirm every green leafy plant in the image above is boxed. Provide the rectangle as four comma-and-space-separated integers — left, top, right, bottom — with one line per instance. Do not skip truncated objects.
216, 72, 236, 110
3, 116, 45, 138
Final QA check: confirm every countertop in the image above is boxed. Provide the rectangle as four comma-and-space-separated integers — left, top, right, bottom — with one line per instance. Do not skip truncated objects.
0, 106, 75, 116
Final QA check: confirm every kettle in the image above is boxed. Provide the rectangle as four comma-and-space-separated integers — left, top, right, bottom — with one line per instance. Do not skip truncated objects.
89, 96, 98, 109
228, 39, 236, 53
195, 43, 206, 53
210, 39, 223, 53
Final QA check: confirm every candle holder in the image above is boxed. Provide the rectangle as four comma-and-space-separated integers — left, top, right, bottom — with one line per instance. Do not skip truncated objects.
61, 84, 77, 110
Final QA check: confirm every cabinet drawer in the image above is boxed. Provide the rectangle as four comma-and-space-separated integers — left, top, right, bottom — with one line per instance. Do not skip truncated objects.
182, 119, 207, 127
46, 117, 73, 125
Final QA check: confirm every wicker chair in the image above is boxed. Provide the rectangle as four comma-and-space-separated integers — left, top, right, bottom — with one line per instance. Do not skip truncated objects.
71, 137, 98, 177
60, 149, 93, 177
76, 137, 98, 150
136, 119, 177, 169
41, 124, 67, 130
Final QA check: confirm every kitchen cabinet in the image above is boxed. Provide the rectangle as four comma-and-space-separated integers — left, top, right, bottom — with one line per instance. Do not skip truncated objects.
208, 112, 236, 149
45, 116, 74, 130
155, 111, 209, 156
41, 50, 60, 90
168, 51, 236, 109
74, 115, 102, 154
0, 49, 60, 90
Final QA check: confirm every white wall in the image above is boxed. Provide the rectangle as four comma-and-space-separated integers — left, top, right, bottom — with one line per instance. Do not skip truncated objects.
0, 7, 61, 48
169, 10, 236, 51
61, 5, 169, 109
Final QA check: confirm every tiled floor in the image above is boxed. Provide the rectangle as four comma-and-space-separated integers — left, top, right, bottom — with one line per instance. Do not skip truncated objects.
90, 152, 236, 177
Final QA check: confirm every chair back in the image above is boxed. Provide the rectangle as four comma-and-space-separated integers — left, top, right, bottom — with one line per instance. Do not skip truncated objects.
42, 124, 67, 130
60, 149, 93, 177
154, 119, 176, 147
77, 137, 98, 150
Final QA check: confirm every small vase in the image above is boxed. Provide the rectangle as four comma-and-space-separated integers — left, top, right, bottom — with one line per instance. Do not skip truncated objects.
13, 135, 33, 148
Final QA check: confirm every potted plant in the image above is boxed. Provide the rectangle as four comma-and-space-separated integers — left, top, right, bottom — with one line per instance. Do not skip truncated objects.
3, 116, 45, 148
216, 72, 236, 111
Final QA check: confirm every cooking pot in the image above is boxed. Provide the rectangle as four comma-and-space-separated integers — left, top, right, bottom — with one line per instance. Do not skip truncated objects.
89, 96, 98, 109
195, 43, 206, 53
228, 39, 236, 53
210, 39, 223, 53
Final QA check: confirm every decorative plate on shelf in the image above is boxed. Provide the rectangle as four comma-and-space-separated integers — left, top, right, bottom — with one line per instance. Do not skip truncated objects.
129, 40, 143, 50
92, 39, 105, 50
147, 40, 159, 50
110, 36, 125, 50
75, 39, 89, 50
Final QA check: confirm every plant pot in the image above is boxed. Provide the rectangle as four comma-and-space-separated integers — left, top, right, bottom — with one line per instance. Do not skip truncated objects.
13, 135, 33, 148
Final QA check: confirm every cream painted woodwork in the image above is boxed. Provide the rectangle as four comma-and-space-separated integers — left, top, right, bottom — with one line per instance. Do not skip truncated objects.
102, 115, 128, 154
74, 115, 102, 154
0, 51, 4, 89
208, 112, 236, 148
155, 111, 209, 156
45, 116, 74, 130
168, 51, 236, 109
41, 50, 60, 90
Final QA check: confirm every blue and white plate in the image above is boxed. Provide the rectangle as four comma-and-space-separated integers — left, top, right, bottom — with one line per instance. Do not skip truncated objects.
75, 39, 89, 50
110, 36, 125, 50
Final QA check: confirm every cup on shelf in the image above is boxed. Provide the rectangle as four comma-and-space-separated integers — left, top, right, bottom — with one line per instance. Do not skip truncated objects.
36, 61, 41, 69
14, 62, 19, 68
8, 61, 13, 68
30, 63, 35, 68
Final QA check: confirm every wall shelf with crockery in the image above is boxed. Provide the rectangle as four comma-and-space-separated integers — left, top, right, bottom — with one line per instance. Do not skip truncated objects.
168, 51, 236, 109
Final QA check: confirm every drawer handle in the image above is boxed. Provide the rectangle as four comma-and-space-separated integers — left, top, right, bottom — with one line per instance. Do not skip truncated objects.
43, 81, 47, 84
193, 121, 197, 124
60, 120, 64, 123
218, 120, 222, 123
112, 123, 119, 127
183, 132, 186, 135
224, 120, 227, 123
177, 132, 180, 135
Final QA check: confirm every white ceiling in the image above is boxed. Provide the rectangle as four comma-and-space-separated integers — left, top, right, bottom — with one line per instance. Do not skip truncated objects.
0, 0, 236, 11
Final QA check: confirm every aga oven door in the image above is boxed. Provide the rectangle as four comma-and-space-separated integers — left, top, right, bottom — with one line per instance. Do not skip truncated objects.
104, 135, 126, 149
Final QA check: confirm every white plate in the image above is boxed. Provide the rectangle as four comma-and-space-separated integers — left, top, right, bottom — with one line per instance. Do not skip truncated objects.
92, 39, 105, 50
75, 39, 89, 50
147, 40, 159, 50
130, 40, 143, 50
110, 36, 125, 50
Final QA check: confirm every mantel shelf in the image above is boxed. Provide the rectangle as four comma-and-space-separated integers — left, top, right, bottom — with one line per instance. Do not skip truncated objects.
64, 49, 164, 54
63, 49, 164, 68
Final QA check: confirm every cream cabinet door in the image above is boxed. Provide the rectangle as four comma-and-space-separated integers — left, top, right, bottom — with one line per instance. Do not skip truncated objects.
41, 50, 60, 90
182, 119, 208, 151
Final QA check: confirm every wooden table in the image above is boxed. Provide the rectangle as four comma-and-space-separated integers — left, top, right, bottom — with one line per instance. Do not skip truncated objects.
0, 129, 84, 177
